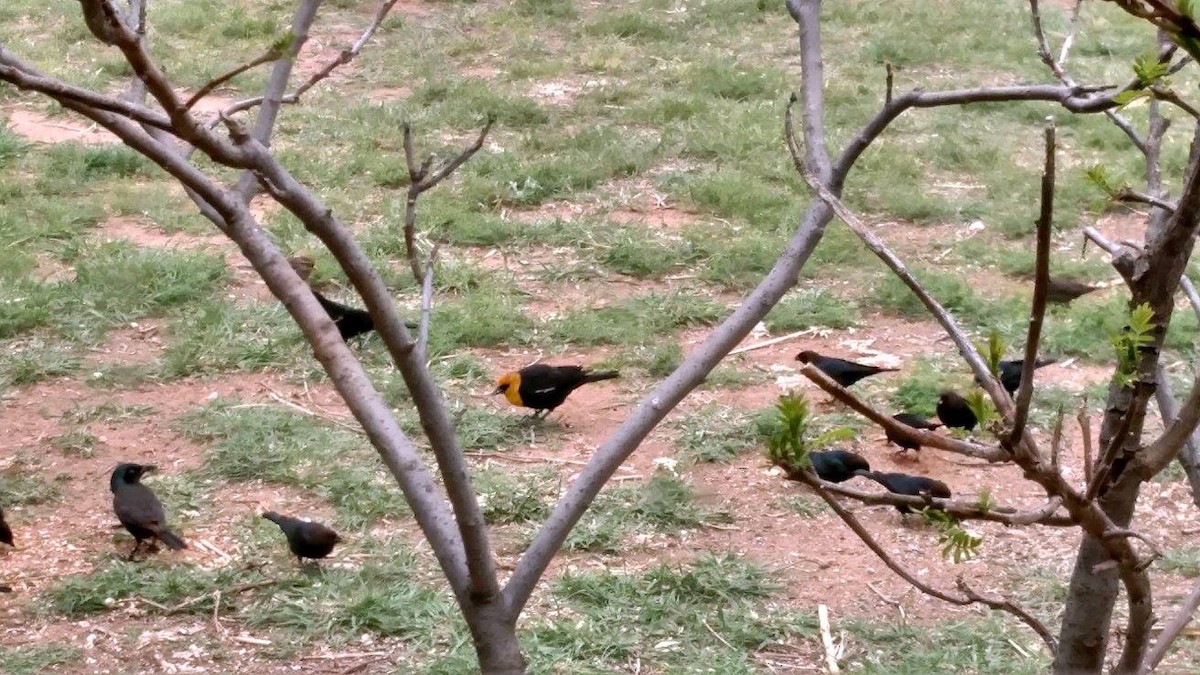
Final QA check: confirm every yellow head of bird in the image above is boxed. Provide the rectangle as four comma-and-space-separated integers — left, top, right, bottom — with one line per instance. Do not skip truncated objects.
493, 372, 523, 406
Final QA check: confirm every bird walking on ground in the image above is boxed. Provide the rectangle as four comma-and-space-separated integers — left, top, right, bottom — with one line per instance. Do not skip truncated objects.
263, 511, 342, 566
1046, 276, 1100, 305
796, 350, 898, 388
110, 463, 186, 560
936, 390, 978, 431
886, 413, 942, 455
0, 506, 13, 548
995, 358, 1056, 396
494, 364, 619, 418
857, 471, 952, 514
808, 450, 871, 483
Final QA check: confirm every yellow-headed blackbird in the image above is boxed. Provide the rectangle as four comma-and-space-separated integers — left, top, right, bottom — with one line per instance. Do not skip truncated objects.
494, 364, 619, 418
886, 413, 942, 453
858, 471, 952, 514
936, 390, 977, 431
796, 350, 898, 387
808, 450, 870, 483
110, 463, 186, 559
263, 511, 342, 565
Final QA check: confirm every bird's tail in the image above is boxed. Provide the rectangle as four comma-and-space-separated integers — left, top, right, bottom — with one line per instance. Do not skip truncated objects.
1035, 358, 1057, 369
583, 369, 620, 383
853, 469, 877, 480
157, 528, 187, 551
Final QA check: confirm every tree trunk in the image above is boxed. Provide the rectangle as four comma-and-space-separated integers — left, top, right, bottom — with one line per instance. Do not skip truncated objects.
465, 602, 526, 674
1053, 480, 1142, 674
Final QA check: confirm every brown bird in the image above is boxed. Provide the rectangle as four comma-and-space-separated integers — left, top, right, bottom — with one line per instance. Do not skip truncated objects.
288, 255, 316, 281
263, 511, 342, 566
1046, 276, 1100, 305
936, 390, 977, 431
886, 413, 943, 454
110, 463, 186, 560
796, 350, 898, 387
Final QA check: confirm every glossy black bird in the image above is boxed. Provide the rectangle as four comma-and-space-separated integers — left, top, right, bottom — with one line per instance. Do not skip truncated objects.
796, 350, 898, 387
287, 254, 416, 340
936, 390, 977, 431
996, 358, 1057, 396
0, 506, 13, 548
857, 471, 952, 514
494, 364, 619, 418
263, 511, 342, 565
1046, 276, 1100, 305
886, 413, 942, 453
110, 463, 186, 560
808, 450, 871, 483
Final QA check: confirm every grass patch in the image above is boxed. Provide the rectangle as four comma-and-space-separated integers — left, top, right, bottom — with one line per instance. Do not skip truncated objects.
547, 291, 725, 346
846, 615, 1048, 674
0, 644, 81, 675
526, 554, 814, 671
50, 561, 248, 618
1161, 547, 1200, 578
765, 287, 859, 332
673, 405, 760, 464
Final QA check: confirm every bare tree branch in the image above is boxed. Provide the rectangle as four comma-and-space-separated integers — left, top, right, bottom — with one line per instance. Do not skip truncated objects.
1140, 576, 1200, 674
28, 87, 473, 599
402, 119, 493, 283
797, 365, 1007, 462
1078, 399, 1095, 487
806, 479, 1072, 527
230, 0, 324, 204
218, 0, 405, 122
182, 48, 282, 112
1114, 188, 1178, 213
793, 469, 1059, 654
1007, 117, 1056, 448
0, 58, 173, 131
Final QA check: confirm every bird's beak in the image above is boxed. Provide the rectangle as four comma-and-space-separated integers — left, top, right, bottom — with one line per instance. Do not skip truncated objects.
142, 465, 158, 473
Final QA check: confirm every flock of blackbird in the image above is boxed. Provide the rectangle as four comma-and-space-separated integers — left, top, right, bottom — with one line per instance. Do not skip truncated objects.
796, 349, 1055, 513
0, 259, 1075, 577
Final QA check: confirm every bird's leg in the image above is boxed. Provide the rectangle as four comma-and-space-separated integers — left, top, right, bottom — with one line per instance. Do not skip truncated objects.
128, 539, 142, 561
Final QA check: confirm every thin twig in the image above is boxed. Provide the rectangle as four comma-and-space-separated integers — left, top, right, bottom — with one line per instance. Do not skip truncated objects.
796, 471, 1058, 654
417, 244, 438, 358
1115, 188, 1177, 213
817, 604, 841, 673
402, 118, 494, 282
1086, 383, 1156, 501
1140, 577, 1200, 673
217, 0, 407, 120
1058, 0, 1085, 65
956, 577, 1059, 653
183, 49, 281, 111
797, 365, 1006, 462
729, 328, 817, 355
1007, 117, 1056, 449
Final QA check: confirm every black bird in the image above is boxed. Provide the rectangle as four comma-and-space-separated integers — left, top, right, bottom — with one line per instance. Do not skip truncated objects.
110, 463, 186, 560
263, 511, 342, 565
808, 450, 871, 483
1046, 276, 1100, 305
996, 358, 1056, 396
0, 506, 13, 548
796, 350, 898, 387
858, 471, 952, 514
936, 390, 977, 431
494, 364, 620, 418
886, 413, 942, 453
288, 254, 416, 340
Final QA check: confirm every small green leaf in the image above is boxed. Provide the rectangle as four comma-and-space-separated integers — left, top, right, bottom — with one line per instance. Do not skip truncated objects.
973, 487, 995, 512
1112, 89, 1151, 108
1111, 302, 1156, 388
964, 389, 999, 428
1131, 53, 1170, 86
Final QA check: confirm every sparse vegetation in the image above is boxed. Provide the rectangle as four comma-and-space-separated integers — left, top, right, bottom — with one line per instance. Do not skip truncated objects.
2, 0, 1199, 671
